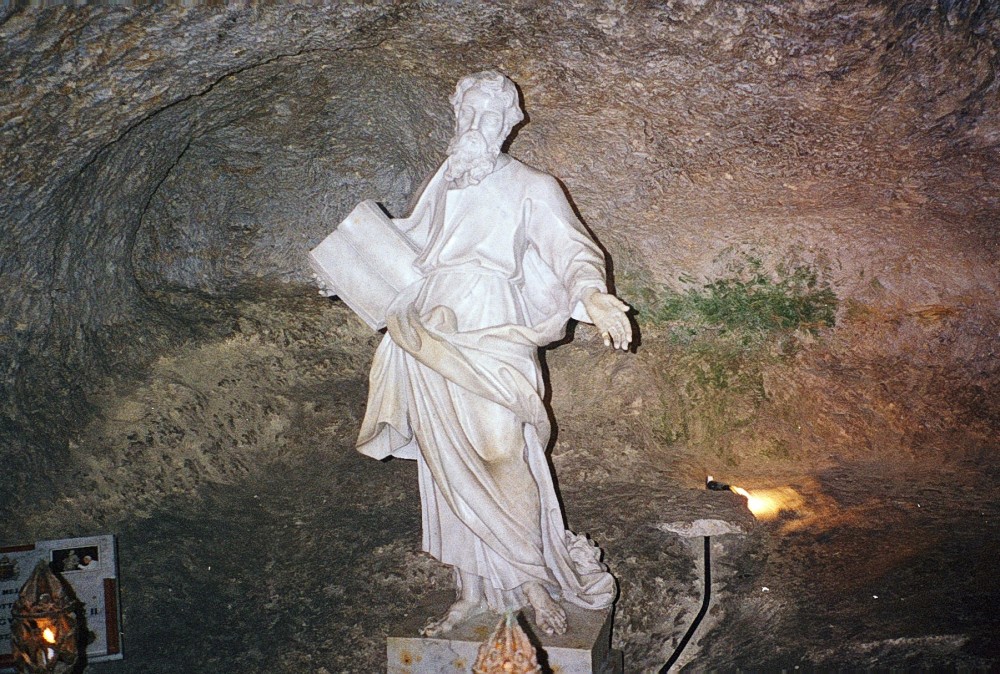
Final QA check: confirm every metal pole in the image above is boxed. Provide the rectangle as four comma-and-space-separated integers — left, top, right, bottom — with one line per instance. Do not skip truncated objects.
659, 535, 712, 673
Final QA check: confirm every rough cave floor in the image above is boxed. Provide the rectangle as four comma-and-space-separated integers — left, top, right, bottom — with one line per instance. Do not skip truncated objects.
21, 294, 989, 673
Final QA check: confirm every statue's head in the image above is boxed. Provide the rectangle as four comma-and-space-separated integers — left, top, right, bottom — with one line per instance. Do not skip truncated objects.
449, 71, 524, 149
445, 71, 523, 188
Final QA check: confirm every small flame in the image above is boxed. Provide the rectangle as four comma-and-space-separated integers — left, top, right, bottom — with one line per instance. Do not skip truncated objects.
731, 485, 803, 521
42, 627, 56, 644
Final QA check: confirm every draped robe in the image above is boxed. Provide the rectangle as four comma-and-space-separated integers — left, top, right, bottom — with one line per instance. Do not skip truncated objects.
356, 157, 616, 611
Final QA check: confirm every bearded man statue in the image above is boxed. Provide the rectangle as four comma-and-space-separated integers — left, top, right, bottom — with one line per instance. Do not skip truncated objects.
355, 70, 632, 637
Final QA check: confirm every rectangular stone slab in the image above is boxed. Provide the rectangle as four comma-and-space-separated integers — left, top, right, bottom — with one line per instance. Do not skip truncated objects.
308, 199, 420, 330
387, 593, 621, 673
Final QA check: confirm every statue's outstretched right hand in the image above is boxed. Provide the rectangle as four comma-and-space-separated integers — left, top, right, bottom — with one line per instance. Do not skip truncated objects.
581, 288, 632, 351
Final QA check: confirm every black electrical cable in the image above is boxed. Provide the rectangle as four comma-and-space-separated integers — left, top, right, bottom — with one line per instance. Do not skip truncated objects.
659, 535, 712, 673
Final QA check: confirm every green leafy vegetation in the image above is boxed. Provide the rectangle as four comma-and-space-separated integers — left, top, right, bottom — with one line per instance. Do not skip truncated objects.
631, 258, 837, 344
620, 258, 838, 461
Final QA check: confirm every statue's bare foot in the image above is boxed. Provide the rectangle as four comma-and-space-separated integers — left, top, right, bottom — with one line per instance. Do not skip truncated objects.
420, 598, 486, 637
523, 582, 567, 635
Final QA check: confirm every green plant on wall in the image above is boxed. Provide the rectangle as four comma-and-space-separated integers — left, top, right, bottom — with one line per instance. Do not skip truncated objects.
620, 256, 837, 461
633, 257, 836, 342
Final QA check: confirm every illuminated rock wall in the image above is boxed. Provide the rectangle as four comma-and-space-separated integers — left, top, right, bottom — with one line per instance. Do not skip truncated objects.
1, 2, 997, 505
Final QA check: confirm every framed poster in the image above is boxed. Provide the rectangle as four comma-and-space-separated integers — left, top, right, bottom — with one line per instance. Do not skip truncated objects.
0, 534, 122, 670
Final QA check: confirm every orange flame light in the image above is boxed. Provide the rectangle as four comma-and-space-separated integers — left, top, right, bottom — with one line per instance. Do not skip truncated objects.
730, 485, 804, 521
42, 627, 57, 644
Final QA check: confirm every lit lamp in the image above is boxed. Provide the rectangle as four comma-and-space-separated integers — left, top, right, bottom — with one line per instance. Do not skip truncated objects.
10, 560, 80, 674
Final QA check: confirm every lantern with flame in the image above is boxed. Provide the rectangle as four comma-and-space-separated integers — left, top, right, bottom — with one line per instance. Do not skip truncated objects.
10, 560, 80, 674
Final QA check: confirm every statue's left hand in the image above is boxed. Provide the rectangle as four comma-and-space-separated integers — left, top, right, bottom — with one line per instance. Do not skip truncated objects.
582, 288, 632, 351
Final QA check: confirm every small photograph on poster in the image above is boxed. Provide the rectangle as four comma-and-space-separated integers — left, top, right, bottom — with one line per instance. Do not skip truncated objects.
51, 546, 100, 573
0, 557, 18, 582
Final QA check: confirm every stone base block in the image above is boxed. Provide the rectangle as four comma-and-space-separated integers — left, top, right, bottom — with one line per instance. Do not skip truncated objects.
387, 592, 621, 673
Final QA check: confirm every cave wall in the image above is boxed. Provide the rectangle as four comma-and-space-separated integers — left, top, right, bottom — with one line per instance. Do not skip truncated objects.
2, 1, 998, 507
131, 50, 448, 296
1, 5, 432, 496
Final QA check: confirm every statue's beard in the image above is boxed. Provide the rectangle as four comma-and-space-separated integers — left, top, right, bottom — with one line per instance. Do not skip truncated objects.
444, 129, 501, 188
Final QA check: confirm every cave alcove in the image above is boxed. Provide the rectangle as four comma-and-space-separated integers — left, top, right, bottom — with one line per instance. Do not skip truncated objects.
1, 3, 998, 671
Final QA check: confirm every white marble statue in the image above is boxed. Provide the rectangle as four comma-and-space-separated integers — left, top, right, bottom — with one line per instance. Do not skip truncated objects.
354, 70, 632, 636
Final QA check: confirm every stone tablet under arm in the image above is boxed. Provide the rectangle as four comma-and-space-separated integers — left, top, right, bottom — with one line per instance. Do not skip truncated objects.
308, 200, 422, 330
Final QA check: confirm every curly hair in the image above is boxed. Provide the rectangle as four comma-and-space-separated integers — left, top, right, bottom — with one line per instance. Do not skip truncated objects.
449, 70, 524, 139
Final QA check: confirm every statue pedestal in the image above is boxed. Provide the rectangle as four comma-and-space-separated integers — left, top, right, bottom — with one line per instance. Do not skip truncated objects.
387, 592, 622, 673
